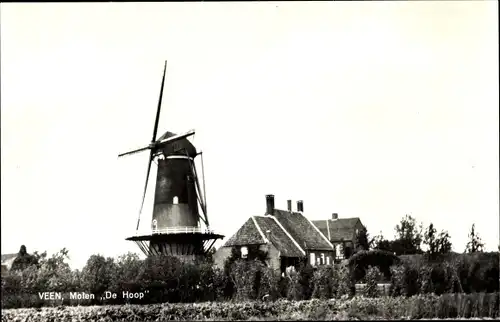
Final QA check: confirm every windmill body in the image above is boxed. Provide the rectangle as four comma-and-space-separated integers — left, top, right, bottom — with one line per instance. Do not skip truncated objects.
119, 61, 223, 261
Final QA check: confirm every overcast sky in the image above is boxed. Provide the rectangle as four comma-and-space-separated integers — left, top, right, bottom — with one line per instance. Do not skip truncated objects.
1, 2, 498, 269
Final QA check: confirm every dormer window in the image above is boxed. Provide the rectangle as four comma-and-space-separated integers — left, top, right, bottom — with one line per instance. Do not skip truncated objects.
173, 196, 179, 204
241, 246, 248, 259
152, 219, 158, 231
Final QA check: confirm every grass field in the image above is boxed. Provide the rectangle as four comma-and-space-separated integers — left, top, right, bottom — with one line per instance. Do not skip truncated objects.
2, 293, 499, 321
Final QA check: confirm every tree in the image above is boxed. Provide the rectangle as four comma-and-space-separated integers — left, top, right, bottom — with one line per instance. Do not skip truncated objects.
355, 225, 371, 251
436, 231, 452, 254
465, 223, 484, 253
424, 223, 438, 255
109, 252, 143, 295
81, 254, 116, 301
10, 245, 39, 272
372, 232, 393, 253
393, 214, 423, 255
423, 223, 452, 260
14, 248, 76, 294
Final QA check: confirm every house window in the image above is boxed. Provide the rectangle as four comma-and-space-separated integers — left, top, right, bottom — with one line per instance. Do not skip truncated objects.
326, 256, 330, 265
310, 253, 316, 266
320, 253, 325, 265
336, 244, 344, 259
173, 196, 179, 204
241, 246, 248, 259
356, 229, 359, 235
152, 219, 158, 231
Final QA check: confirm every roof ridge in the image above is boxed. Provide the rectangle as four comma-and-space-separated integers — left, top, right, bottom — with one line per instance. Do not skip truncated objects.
270, 216, 306, 256
300, 213, 334, 249
251, 216, 269, 244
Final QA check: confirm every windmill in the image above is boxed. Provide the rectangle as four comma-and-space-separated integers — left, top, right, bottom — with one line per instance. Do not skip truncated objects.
119, 61, 223, 260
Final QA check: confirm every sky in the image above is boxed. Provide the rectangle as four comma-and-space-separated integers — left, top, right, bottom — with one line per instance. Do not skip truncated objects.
1, 2, 498, 269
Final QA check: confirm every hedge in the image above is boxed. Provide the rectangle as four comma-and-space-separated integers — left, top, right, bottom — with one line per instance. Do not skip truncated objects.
2, 293, 499, 321
1, 250, 498, 309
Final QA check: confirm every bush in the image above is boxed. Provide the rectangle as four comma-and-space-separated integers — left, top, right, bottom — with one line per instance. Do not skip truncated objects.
257, 265, 280, 301
363, 266, 382, 298
405, 252, 498, 295
80, 254, 116, 304
2, 293, 498, 320
229, 259, 263, 301
349, 250, 400, 282
390, 263, 419, 297
311, 265, 335, 299
3, 247, 497, 310
285, 269, 301, 300
401, 252, 499, 294
336, 263, 354, 298
133, 255, 179, 304
212, 266, 230, 301
286, 262, 314, 300
429, 261, 462, 295
109, 253, 142, 291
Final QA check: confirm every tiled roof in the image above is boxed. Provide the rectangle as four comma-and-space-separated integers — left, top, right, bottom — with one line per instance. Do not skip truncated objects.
312, 218, 362, 242
223, 218, 266, 247
222, 208, 334, 257
253, 216, 305, 257
1, 253, 17, 263
272, 209, 333, 251
1, 253, 18, 271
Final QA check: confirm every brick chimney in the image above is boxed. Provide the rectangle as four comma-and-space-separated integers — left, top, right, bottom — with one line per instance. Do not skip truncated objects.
287, 200, 292, 212
266, 194, 275, 215
297, 200, 304, 212
332, 213, 338, 220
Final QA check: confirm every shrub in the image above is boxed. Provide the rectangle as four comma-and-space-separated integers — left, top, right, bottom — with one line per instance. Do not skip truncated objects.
390, 263, 419, 297
348, 249, 400, 282
418, 264, 433, 294
428, 262, 462, 295
257, 266, 280, 301
2, 292, 499, 319
80, 254, 116, 304
136, 255, 184, 304
109, 253, 142, 290
363, 266, 382, 298
278, 276, 289, 299
311, 265, 335, 299
336, 263, 354, 298
286, 262, 315, 300
286, 269, 301, 300
210, 266, 230, 301
402, 252, 499, 294
229, 259, 263, 301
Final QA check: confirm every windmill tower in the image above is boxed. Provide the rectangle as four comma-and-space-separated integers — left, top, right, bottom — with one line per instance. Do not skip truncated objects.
119, 61, 224, 261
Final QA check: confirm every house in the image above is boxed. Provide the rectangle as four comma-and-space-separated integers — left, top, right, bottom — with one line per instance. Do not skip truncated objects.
213, 195, 335, 273
1, 253, 18, 276
311, 213, 365, 261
